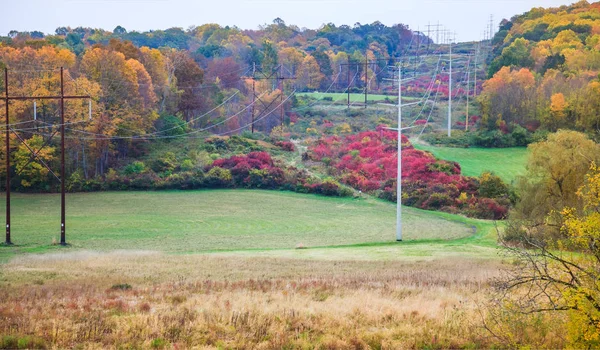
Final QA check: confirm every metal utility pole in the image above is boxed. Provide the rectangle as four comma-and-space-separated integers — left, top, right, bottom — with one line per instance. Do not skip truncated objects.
347, 65, 351, 108
489, 15, 494, 43
396, 63, 403, 242
465, 55, 471, 131
364, 58, 368, 108
447, 37, 453, 137
251, 63, 256, 133
474, 42, 479, 97
4, 68, 10, 245
0, 67, 90, 245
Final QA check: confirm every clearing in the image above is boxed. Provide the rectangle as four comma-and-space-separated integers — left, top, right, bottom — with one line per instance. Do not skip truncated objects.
414, 143, 529, 183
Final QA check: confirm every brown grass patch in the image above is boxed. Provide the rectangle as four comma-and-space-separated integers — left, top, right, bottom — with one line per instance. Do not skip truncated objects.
0, 251, 506, 348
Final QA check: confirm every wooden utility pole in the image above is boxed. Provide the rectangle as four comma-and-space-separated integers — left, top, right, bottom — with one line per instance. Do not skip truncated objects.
246, 63, 295, 133
4, 68, 10, 245
0, 67, 90, 245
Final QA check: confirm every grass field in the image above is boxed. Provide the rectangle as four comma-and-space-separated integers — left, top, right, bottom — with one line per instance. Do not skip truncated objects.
0, 190, 491, 260
296, 92, 419, 103
0, 190, 510, 349
414, 143, 529, 183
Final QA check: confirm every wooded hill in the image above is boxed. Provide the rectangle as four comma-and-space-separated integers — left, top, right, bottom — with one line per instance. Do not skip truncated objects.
0, 20, 435, 184
481, 0, 600, 136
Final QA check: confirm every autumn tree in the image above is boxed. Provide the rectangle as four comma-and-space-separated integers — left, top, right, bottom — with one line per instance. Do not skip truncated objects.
496, 161, 600, 348
173, 51, 204, 123
479, 66, 537, 131
488, 38, 535, 77
506, 130, 600, 244
297, 55, 323, 91
108, 38, 140, 60
278, 47, 304, 75
206, 57, 241, 89
14, 135, 56, 189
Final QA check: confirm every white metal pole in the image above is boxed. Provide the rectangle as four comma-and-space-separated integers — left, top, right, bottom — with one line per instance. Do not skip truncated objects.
33, 101, 37, 120
397, 63, 403, 242
466, 55, 471, 131
447, 39, 452, 137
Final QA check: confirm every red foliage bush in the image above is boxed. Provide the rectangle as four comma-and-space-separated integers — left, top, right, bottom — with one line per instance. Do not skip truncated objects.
275, 141, 295, 152
307, 129, 509, 219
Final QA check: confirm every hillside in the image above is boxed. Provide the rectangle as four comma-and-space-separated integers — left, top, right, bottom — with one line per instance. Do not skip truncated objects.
480, 1, 600, 136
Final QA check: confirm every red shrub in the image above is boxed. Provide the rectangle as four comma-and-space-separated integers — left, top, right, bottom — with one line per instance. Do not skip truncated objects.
307, 129, 509, 219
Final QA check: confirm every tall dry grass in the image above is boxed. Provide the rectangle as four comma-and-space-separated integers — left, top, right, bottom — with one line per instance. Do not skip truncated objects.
0, 251, 548, 349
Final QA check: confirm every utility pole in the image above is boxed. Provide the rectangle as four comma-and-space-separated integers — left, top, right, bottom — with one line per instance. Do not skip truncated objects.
245, 63, 294, 133
489, 15, 494, 43
474, 42, 479, 97
465, 55, 471, 131
364, 58, 368, 108
60, 67, 66, 245
447, 35, 453, 137
347, 65, 351, 108
279, 65, 284, 126
251, 62, 256, 133
0, 67, 90, 245
341, 62, 363, 108
4, 68, 10, 245
396, 63, 403, 242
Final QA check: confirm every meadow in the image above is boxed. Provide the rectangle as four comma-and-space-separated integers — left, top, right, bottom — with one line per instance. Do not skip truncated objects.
413, 143, 529, 183
0, 190, 483, 259
296, 92, 420, 103
0, 189, 516, 349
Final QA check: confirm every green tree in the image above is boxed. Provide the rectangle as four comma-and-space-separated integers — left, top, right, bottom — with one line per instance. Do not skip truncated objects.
488, 38, 535, 77
261, 40, 279, 74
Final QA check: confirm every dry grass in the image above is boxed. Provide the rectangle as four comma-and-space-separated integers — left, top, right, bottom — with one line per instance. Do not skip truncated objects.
0, 251, 506, 349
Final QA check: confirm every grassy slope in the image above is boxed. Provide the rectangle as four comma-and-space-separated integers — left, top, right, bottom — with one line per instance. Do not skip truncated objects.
296, 92, 419, 103
414, 143, 529, 183
0, 190, 496, 261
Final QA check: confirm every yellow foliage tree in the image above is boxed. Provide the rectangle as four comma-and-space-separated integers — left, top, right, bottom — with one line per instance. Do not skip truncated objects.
559, 162, 600, 348
498, 161, 600, 349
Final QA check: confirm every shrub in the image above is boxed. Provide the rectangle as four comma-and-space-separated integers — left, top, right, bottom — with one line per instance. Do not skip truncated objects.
180, 159, 195, 171
154, 115, 187, 137
130, 172, 160, 190
204, 167, 233, 188
307, 129, 510, 218
123, 161, 146, 175
162, 171, 204, 190
478, 172, 510, 199
310, 179, 337, 196
151, 152, 177, 173
111, 283, 132, 290
275, 141, 295, 152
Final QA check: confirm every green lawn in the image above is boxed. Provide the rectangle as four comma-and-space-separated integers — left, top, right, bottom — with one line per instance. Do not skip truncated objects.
296, 92, 419, 103
0, 190, 492, 260
414, 143, 529, 183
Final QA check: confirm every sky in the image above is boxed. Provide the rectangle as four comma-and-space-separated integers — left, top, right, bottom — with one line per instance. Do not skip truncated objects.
2, 0, 577, 42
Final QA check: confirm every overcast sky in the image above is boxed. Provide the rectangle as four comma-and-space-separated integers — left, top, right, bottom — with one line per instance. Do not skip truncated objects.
2, 0, 576, 42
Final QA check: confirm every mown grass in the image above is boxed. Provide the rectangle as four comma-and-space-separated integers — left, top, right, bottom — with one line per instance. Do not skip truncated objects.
0, 189, 480, 260
296, 92, 419, 103
414, 143, 529, 183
